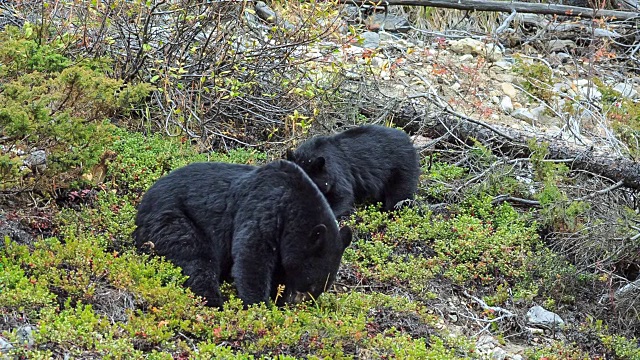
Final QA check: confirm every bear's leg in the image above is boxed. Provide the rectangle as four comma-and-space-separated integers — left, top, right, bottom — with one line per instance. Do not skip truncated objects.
180, 259, 224, 307
383, 169, 419, 212
148, 217, 224, 307
231, 226, 278, 306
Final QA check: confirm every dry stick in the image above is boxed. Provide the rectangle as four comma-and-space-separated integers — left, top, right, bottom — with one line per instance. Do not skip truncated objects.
576, 180, 624, 201
462, 291, 515, 317
408, 93, 517, 142
338, 0, 639, 20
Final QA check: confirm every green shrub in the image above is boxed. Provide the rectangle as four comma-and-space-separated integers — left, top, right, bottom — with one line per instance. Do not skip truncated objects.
0, 26, 152, 192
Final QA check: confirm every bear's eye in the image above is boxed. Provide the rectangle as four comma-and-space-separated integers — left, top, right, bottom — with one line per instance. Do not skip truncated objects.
308, 159, 312, 163
325, 182, 328, 187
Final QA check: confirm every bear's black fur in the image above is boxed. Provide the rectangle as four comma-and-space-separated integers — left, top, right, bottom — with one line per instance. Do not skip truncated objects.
133, 160, 352, 308
286, 125, 420, 218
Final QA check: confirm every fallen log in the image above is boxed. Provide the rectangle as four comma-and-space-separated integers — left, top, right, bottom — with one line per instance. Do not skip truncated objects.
418, 114, 640, 191
340, 0, 639, 20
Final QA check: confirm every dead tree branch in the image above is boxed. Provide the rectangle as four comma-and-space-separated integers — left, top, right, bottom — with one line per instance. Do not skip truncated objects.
340, 0, 639, 20
419, 114, 640, 191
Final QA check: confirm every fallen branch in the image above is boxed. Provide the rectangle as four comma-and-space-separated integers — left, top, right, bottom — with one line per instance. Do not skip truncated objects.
341, 0, 639, 20
420, 114, 640, 191
462, 291, 515, 318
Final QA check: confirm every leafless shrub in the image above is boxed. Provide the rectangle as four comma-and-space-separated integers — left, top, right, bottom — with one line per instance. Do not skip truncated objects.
13, 0, 354, 150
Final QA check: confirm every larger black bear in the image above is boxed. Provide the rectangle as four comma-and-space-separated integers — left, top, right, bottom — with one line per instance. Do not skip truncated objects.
133, 160, 352, 308
286, 125, 420, 218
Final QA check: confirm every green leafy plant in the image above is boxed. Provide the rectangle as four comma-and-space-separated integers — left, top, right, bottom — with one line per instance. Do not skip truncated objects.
0, 26, 152, 192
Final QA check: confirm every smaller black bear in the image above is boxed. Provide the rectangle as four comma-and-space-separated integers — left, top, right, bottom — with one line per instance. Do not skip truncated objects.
286, 125, 420, 218
133, 160, 352, 308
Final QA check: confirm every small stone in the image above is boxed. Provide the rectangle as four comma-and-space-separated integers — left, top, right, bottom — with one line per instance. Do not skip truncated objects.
459, 54, 474, 62
530, 105, 546, 119
451, 82, 461, 91
491, 347, 508, 360
553, 82, 569, 94
491, 96, 500, 104
255, 1, 277, 23
449, 37, 502, 62
501, 82, 518, 99
548, 39, 576, 53
0, 336, 13, 353
512, 108, 537, 124
476, 335, 497, 353
574, 79, 589, 87
359, 31, 380, 49
16, 325, 35, 348
24, 149, 46, 173
370, 56, 385, 68
365, 13, 411, 33
411, 135, 432, 148
613, 82, 638, 99
493, 60, 513, 70
527, 306, 565, 330
500, 96, 514, 114
580, 86, 602, 101
512, 355, 524, 360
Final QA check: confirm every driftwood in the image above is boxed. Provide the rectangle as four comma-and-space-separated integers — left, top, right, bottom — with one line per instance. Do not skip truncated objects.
341, 0, 639, 20
414, 114, 640, 191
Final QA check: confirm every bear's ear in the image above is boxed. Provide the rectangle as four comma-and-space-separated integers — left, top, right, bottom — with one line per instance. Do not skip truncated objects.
339, 226, 352, 250
285, 149, 295, 161
309, 157, 325, 172
309, 224, 327, 252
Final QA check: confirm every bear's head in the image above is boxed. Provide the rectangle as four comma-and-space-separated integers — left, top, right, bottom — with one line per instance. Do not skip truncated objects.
277, 223, 352, 305
285, 149, 331, 195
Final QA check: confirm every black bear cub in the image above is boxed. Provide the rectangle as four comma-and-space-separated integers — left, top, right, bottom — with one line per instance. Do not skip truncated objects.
286, 125, 420, 218
133, 160, 352, 308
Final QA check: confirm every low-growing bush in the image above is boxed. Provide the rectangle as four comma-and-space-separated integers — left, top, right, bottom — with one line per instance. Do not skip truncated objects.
0, 25, 152, 193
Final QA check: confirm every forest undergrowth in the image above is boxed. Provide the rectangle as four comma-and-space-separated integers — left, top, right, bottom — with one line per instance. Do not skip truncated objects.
1, 0, 640, 358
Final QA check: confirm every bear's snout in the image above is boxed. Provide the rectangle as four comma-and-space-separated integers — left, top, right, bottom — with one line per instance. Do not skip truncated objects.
292, 291, 312, 304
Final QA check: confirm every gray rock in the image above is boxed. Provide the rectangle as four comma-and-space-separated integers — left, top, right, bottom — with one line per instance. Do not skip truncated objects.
527, 306, 565, 330
548, 39, 576, 53
580, 86, 602, 101
500, 82, 518, 99
370, 56, 385, 68
24, 149, 46, 173
449, 38, 502, 62
613, 82, 638, 99
365, 13, 411, 33
574, 79, 589, 87
491, 347, 508, 360
512, 355, 524, 360
500, 96, 514, 114
0, 213, 35, 247
359, 31, 380, 49
459, 54, 474, 62
493, 60, 513, 71
255, 1, 277, 23
476, 334, 498, 353
0, 336, 12, 353
255, 1, 294, 30
530, 105, 546, 119
553, 82, 569, 94
16, 325, 35, 348
341, 5, 361, 24
512, 108, 537, 124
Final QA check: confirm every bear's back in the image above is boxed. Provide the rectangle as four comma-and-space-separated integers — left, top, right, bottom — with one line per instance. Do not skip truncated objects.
134, 162, 255, 247
236, 160, 334, 221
